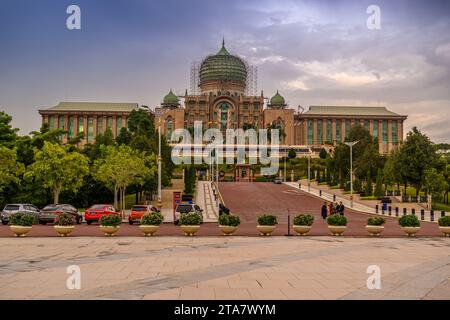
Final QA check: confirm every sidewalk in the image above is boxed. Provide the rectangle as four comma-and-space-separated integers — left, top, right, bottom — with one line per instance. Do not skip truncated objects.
195, 181, 219, 222
285, 181, 442, 223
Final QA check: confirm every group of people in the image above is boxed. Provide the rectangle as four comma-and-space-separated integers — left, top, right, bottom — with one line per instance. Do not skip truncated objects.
321, 201, 345, 220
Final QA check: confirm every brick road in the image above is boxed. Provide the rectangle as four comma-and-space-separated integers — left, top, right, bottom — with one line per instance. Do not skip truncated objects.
0, 182, 443, 237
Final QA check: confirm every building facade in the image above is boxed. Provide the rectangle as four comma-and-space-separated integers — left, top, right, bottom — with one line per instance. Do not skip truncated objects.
155, 41, 407, 154
38, 102, 140, 144
38, 41, 407, 154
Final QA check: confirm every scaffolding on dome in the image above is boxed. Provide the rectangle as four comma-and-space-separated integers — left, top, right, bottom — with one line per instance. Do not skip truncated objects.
190, 61, 200, 95
245, 62, 258, 96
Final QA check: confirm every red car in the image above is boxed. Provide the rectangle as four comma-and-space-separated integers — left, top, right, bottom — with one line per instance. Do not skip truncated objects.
129, 205, 159, 225
85, 204, 118, 225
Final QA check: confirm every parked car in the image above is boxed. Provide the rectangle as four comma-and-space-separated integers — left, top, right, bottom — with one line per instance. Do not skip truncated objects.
1, 204, 40, 225
39, 204, 82, 225
273, 177, 283, 184
85, 204, 118, 225
129, 205, 159, 225
174, 203, 203, 225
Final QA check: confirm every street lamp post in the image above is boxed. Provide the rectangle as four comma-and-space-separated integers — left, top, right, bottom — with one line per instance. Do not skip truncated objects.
155, 109, 165, 210
345, 141, 359, 208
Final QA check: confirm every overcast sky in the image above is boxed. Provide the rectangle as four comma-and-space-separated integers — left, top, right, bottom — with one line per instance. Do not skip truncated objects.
1, 0, 449, 142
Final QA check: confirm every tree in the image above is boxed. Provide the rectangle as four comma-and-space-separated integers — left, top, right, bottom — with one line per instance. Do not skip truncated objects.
116, 127, 132, 145
374, 169, 384, 198
423, 168, 447, 202
93, 145, 156, 210
398, 127, 438, 195
288, 148, 297, 159
0, 147, 24, 192
0, 111, 18, 147
365, 170, 372, 196
319, 148, 328, 159
25, 142, 89, 204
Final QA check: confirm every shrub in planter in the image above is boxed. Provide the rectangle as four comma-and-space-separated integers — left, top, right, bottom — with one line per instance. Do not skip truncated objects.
218, 214, 241, 235
365, 216, 386, 236
179, 212, 202, 236
100, 214, 122, 236
140, 211, 164, 236
219, 214, 241, 227
9, 212, 34, 237
438, 216, 450, 237
327, 215, 347, 226
398, 214, 420, 237
257, 214, 277, 236
257, 214, 278, 226
293, 214, 314, 235
54, 213, 76, 237
141, 212, 164, 225
326, 215, 347, 236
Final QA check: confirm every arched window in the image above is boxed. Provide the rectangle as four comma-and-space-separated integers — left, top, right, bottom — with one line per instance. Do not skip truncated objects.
218, 102, 230, 130
166, 117, 173, 141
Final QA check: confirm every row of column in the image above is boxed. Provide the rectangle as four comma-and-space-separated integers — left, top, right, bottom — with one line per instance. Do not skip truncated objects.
42, 114, 127, 143
303, 118, 404, 153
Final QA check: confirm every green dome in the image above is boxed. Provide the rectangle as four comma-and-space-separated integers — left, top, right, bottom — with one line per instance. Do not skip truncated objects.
270, 90, 286, 106
163, 89, 179, 105
199, 40, 247, 85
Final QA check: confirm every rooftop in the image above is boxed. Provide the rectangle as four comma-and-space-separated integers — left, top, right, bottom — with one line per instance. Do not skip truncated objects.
40, 102, 139, 113
304, 106, 405, 117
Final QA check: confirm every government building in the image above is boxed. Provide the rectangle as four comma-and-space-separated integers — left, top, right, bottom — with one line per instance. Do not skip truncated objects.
39, 40, 407, 155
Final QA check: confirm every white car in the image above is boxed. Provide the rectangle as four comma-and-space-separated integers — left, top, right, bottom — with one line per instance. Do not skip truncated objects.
174, 204, 203, 225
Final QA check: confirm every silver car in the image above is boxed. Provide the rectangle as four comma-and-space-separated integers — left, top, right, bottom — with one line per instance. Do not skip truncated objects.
174, 204, 203, 225
1, 204, 40, 225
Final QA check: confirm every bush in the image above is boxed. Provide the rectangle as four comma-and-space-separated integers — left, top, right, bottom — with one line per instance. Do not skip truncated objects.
257, 214, 278, 226
438, 216, 450, 227
398, 214, 420, 227
180, 212, 202, 225
141, 212, 164, 226
367, 216, 386, 226
54, 213, 75, 226
100, 214, 122, 227
293, 214, 314, 226
218, 214, 241, 227
327, 215, 347, 226
9, 212, 34, 226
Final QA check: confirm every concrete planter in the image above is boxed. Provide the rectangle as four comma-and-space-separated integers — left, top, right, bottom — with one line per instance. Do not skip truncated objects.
328, 225, 347, 236
439, 226, 450, 237
402, 226, 420, 237
100, 225, 120, 236
365, 225, 384, 236
293, 225, 312, 236
257, 225, 276, 236
219, 225, 238, 235
181, 225, 200, 236
54, 225, 75, 237
10, 225, 32, 237
139, 225, 159, 236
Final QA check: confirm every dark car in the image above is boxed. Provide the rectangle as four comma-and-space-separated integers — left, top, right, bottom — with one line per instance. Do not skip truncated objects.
1, 204, 40, 225
39, 204, 82, 225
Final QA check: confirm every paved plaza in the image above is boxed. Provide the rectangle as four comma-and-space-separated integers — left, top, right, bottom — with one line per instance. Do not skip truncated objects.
0, 236, 449, 300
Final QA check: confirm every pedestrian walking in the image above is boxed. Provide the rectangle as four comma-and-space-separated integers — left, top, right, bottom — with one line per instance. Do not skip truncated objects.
321, 202, 328, 220
338, 201, 345, 216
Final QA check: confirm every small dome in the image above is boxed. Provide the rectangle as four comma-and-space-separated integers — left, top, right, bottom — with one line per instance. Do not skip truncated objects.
199, 40, 247, 86
163, 89, 179, 105
270, 90, 286, 106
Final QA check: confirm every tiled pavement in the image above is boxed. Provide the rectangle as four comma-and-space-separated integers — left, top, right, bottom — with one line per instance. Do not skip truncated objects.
0, 236, 449, 300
